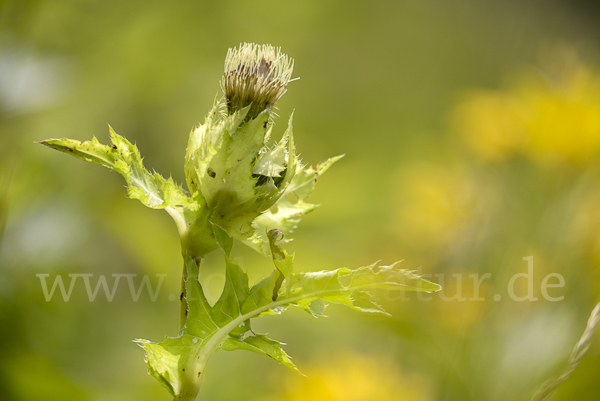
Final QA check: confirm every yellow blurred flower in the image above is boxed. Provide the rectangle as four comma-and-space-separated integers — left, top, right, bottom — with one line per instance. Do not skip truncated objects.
452, 48, 600, 165
390, 162, 479, 260
265, 353, 433, 401
569, 184, 600, 284
452, 91, 524, 162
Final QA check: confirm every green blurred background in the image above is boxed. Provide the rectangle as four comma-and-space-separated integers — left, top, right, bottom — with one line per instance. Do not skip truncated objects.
1, 0, 600, 400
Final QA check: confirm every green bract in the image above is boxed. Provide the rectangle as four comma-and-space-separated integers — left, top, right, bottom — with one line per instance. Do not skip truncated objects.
40, 104, 335, 259
40, 43, 441, 401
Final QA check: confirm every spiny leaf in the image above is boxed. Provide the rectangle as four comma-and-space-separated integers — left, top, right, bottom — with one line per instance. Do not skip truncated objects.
245, 154, 343, 255
286, 155, 344, 201
40, 129, 219, 259
40, 128, 191, 210
248, 200, 317, 255
195, 107, 268, 210
137, 246, 441, 400
212, 223, 233, 258
184, 99, 229, 194
221, 334, 299, 373
253, 133, 288, 177
135, 340, 181, 396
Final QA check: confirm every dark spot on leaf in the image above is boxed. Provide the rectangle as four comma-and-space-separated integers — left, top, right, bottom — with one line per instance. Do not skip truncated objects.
198, 372, 201, 377
180, 292, 184, 301
112, 144, 117, 150
207, 168, 216, 178
263, 121, 268, 128
182, 368, 185, 372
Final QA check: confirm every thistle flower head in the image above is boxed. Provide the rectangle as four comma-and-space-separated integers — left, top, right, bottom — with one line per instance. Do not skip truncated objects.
222, 43, 294, 118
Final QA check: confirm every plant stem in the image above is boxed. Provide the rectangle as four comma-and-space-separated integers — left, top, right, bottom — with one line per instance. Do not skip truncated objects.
179, 261, 188, 331
179, 257, 201, 332
175, 257, 206, 401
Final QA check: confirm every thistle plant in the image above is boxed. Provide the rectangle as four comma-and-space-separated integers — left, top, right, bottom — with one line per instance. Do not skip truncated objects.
40, 43, 441, 401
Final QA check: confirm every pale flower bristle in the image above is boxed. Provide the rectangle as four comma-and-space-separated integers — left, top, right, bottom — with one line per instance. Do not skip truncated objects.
222, 43, 294, 118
